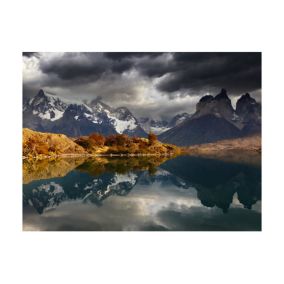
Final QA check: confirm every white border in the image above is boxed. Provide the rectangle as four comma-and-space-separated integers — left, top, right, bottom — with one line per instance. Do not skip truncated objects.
1, 1, 284, 283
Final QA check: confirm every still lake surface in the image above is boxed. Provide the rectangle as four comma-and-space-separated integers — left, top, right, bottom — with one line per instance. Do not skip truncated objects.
23, 155, 261, 231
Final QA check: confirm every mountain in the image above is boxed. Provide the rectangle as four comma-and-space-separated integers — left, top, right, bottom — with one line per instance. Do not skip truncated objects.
236, 93, 261, 135
168, 112, 191, 128
159, 114, 241, 146
139, 112, 191, 135
159, 89, 261, 146
138, 117, 170, 134
192, 89, 235, 122
23, 90, 147, 137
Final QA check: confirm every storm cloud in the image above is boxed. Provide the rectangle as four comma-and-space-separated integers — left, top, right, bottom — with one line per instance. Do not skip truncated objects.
23, 52, 261, 119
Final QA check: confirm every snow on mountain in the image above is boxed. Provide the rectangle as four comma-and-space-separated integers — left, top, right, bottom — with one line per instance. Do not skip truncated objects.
23, 90, 147, 137
26, 89, 68, 121
139, 113, 191, 135
168, 113, 191, 127
139, 117, 170, 134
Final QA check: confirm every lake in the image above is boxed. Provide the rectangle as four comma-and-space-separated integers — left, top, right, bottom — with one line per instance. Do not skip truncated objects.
23, 155, 261, 231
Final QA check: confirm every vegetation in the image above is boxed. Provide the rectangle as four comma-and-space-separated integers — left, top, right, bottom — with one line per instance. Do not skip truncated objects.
23, 128, 85, 159
23, 128, 181, 159
74, 132, 180, 156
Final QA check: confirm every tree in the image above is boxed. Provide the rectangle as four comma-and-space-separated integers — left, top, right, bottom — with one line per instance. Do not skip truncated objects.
89, 133, 105, 147
148, 132, 157, 145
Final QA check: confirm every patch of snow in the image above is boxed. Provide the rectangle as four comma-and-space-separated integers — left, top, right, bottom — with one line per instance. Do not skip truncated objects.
83, 104, 93, 112
107, 114, 137, 133
150, 126, 170, 135
50, 109, 64, 121
84, 113, 92, 119
37, 109, 64, 121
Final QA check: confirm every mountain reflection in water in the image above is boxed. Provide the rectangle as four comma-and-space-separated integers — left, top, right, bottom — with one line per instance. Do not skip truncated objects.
23, 155, 261, 231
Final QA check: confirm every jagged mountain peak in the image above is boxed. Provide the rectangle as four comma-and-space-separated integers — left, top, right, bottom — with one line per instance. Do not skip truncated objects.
194, 89, 234, 120
89, 97, 113, 113
23, 89, 147, 137
237, 93, 256, 105
199, 95, 214, 103
215, 88, 230, 100
25, 89, 68, 121
169, 112, 191, 127
235, 93, 261, 134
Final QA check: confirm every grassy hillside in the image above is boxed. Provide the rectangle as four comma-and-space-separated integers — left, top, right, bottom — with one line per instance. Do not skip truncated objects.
23, 128, 86, 159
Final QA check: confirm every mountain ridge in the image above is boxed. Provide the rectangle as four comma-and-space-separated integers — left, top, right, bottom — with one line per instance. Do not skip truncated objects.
23, 89, 147, 137
159, 89, 261, 146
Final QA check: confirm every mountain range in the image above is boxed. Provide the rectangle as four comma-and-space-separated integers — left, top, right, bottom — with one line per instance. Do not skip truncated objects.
23, 88, 261, 145
159, 89, 261, 146
23, 89, 147, 137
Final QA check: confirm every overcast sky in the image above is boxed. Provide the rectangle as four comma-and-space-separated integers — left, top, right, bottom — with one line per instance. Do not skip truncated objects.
23, 52, 261, 120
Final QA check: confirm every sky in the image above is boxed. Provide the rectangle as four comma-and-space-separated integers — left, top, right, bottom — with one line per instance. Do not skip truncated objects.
23, 52, 261, 120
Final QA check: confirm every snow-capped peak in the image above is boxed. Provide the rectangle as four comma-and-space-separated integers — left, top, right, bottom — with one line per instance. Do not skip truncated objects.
23, 89, 147, 137
27, 89, 68, 121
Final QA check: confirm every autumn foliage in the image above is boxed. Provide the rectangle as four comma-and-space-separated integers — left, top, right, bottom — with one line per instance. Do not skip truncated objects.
23, 128, 180, 158
76, 132, 179, 155
148, 132, 158, 145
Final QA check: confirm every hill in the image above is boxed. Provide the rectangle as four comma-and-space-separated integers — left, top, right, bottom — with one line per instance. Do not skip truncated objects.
23, 128, 86, 159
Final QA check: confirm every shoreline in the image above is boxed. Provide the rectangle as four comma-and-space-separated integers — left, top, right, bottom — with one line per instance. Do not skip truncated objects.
23, 152, 177, 160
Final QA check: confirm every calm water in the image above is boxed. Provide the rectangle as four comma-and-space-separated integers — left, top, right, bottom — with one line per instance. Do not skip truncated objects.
23, 155, 261, 231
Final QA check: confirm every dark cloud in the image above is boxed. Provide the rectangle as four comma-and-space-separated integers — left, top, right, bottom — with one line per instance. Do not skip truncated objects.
104, 52, 164, 60
39, 52, 166, 82
157, 52, 261, 95
39, 53, 109, 81
37, 52, 261, 96
23, 52, 261, 119
23, 52, 40, 58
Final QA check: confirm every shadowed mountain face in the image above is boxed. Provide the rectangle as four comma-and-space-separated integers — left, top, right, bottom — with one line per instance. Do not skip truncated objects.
159, 89, 261, 146
23, 155, 261, 230
159, 114, 241, 146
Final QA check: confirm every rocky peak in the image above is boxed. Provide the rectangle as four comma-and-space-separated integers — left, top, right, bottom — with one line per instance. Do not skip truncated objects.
194, 89, 234, 120
114, 107, 135, 121
63, 104, 92, 121
89, 96, 112, 113
25, 89, 68, 121
215, 88, 230, 101
236, 93, 257, 113
169, 112, 191, 127
236, 93, 261, 126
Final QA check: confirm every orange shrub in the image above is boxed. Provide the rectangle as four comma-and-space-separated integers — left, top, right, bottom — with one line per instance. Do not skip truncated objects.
89, 133, 106, 147
148, 132, 157, 145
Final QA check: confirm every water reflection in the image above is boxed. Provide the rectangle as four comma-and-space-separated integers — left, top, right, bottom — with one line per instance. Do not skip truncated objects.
23, 155, 261, 231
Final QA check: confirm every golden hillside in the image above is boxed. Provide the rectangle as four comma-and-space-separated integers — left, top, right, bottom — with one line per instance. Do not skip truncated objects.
23, 128, 86, 159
